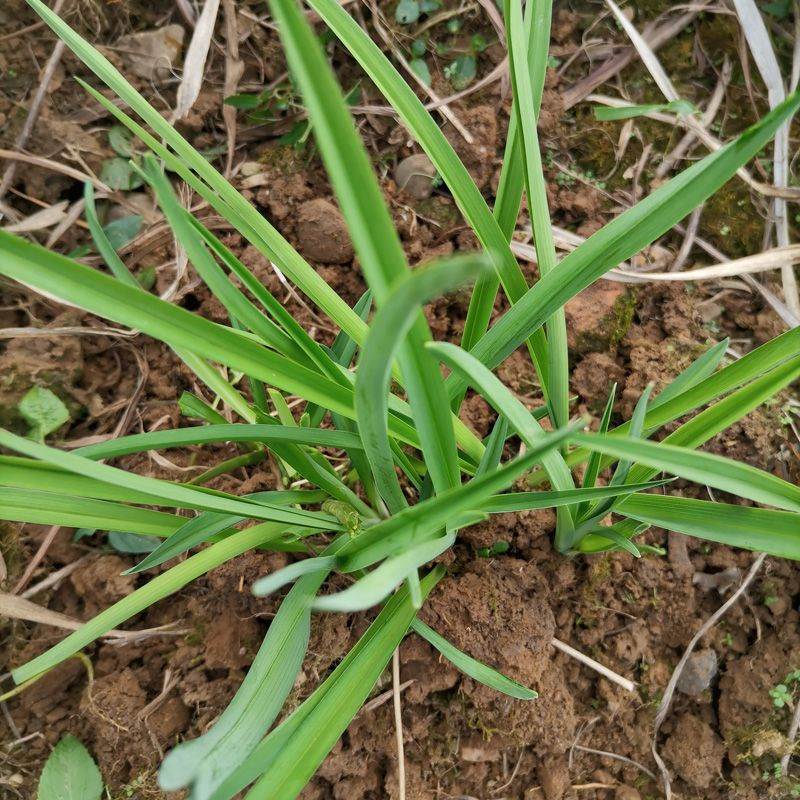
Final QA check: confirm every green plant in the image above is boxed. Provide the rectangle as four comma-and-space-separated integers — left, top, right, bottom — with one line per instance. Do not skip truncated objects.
2, 0, 800, 798
37, 735, 103, 800
770, 669, 800, 708
17, 386, 69, 442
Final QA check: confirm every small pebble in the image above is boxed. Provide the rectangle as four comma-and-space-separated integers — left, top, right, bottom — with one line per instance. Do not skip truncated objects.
295, 198, 354, 264
395, 153, 436, 199
677, 648, 718, 696
615, 786, 641, 800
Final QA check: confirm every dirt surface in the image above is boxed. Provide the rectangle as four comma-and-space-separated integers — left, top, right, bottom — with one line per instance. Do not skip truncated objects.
1, 2, 800, 799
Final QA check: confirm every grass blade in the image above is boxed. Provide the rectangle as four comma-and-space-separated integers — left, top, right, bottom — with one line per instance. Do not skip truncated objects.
475, 416, 509, 477
503, 0, 568, 428
0, 231, 427, 450
242, 568, 443, 800
648, 338, 728, 411
411, 619, 537, 700
140, 158, 310, 363
336, 422, 580, 572
572, 432, 800, 513
451, 92, 800, 388
159, 562, 332, 800
0, 428, 339, 529
25, 0, 367, 345
461, 0, 548, 354
577, 382, 616, 518
356, 256, 487, 510
83, 182, 140, 288
252, 556, 338, 598
480, 481, 668, 512
548, 327, 800, 483
0, 456, 166, 505
625, 354, 800, 487
313, 533, 455, 612
74, 424, 363, 459
190, 218, 347, 384
12, 523, 286, 684
425, 340, 577, 550
128, 491, 325, 574
0, 487, 182, 536
304, 0, 551, 400
267, 0, 465, 499
612, 493, 800, 560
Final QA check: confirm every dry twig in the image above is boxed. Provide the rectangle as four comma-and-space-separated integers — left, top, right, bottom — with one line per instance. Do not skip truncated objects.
651, 552, 767, 799
392, 647, 406, 800
0, 0, 67, 206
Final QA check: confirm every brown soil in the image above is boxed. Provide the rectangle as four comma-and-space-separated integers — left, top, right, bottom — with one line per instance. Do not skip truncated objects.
1, 3, 799, 800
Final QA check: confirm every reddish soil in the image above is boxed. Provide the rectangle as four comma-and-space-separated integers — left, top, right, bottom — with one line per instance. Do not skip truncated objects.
1, 2, 799, 800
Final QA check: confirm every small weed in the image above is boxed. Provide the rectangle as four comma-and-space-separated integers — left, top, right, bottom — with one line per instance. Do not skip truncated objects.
770, 669, 800, 708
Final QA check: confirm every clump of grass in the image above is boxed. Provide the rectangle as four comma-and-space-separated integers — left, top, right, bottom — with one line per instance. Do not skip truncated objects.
1, 0, 800, 797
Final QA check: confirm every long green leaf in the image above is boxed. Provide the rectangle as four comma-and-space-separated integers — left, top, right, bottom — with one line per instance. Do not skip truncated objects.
577, 382, 616, 519
356, 256, 487, 510
159, 557, 334, 799
304, 0, 552, 399
426, 340, 577, 549
128, 491, 325, 574
475, 415, 509, 477
190, 218, 347, 384
303, 0, 528, 309
450, 91, 800, 391
336, 422, 579, 572
243, 569, 443, 800
140, 158, 311, 364
625, 354, 800, 487
504, 0, 568, 428
0, 487, 182, 536
0, 456, 166, 505
0, 428, 338, 529
13, 523, 287, 684
75, 424, 362, 460
268, 0, 464, 498
313, 532, 455, 612
460, 0, 548, 356
648, 338, 729, 411
25, 0, 368, 345
411, 619, 537, 699
252, 556, 338, 598
573, 432, 800, 513
610, 493, 800, 560
480, 481, 668, 512
550, 326, 800, 483
83, 182, 140, 288
0, 231, 427, 450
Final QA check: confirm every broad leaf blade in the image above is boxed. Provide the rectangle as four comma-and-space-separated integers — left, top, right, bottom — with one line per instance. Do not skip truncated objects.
37, 735, 102, 800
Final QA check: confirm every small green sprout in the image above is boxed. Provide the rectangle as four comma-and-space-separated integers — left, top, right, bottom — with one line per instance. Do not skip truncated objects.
770, 684, 792, 708
770, 669, 800, 707
476, 540, 510, 558
18, 386, 69, 442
